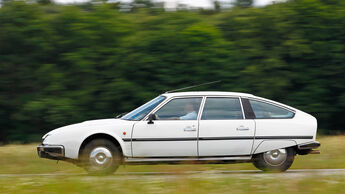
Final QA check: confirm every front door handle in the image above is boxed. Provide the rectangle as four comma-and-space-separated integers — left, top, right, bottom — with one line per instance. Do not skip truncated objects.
184, 126, 196, 132
237, 126, 249, 131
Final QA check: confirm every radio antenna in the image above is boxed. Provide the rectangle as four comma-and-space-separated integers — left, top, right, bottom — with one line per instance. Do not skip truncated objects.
165, 80, 222, 93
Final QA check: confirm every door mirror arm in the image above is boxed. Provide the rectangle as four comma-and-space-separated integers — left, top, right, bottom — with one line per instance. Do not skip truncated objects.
148, 114, 157, 124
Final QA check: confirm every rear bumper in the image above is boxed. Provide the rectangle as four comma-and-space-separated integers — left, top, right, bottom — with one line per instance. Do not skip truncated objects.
298, 141, 320, 149
37, 144, 65, 160
297, 141, 321, 155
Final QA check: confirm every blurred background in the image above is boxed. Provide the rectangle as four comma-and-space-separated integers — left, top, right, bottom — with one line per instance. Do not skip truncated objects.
0, 0, 344, 143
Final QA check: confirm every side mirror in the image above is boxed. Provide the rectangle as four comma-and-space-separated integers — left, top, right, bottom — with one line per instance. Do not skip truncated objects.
148, 114, 157, 124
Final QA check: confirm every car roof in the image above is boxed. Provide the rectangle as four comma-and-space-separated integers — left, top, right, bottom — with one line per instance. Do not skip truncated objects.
161, 91, 297, 111
162, 91, 254, 98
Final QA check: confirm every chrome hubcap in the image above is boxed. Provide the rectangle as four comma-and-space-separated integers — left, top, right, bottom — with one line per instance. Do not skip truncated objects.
263, 149, 287, 166
89, 147, 113, 169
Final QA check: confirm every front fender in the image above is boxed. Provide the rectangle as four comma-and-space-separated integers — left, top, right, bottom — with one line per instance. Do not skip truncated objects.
78, 129, 129, 158
43, 121, 134, 159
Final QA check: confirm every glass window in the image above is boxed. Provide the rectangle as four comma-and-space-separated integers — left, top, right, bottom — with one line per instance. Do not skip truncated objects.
249, 100, 294, 119
155, 98, 202, 120
121, 96, 166, 121
201, 98, 243, 120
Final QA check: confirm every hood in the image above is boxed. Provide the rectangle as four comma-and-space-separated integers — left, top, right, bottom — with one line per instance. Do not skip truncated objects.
80, 118, 124, 126
43, 118, 127, 138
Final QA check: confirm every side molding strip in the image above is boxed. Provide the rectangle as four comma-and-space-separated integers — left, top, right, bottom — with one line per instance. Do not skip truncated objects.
123, 136, 313, 142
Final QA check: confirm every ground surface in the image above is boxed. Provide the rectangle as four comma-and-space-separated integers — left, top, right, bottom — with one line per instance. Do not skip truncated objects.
0, 136, 344, 193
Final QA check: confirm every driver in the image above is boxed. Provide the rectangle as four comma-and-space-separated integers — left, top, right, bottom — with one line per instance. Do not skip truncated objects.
179, 102, 197, 120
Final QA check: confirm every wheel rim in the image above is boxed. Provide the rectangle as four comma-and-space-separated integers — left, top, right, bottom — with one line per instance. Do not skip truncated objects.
263, 148, 287, 166
89, 147, 113, 170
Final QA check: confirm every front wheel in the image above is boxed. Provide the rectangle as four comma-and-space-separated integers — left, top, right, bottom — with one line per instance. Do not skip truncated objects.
252, 147, 295, 172
80, 139, 122, 175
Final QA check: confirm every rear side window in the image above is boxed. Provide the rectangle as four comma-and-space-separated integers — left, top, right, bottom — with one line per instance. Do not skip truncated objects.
202, 97, 243, 120
249, 100, 294, 119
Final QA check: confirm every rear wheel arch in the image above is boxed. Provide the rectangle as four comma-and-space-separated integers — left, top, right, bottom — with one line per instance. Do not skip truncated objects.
78, 133, 123, 160
253, 140, 297, 154
252, 147, 296, 172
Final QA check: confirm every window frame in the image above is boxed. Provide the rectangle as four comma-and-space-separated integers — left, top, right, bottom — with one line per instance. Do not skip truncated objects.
200, 96, 245, 120
143, 96, 205, 121
139, 95, 296, 121
121, 95, 167, 121
246, 97, 296, 119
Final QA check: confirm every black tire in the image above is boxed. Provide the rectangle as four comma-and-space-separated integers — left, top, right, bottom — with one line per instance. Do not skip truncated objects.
80, 139, 122, 175
252, 147, 295, 172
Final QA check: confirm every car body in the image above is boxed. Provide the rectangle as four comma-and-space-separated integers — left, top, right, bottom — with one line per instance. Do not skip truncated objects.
37, 91, 320, 174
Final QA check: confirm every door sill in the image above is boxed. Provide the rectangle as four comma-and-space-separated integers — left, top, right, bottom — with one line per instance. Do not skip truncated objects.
124, 155, 252, 164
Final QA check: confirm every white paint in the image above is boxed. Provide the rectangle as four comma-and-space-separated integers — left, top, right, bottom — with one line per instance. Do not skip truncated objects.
131, 120, 199, 157
253, 140, 296, 154
41, 91, 318, 166
43, 119, 135, 158
198, 119, 255, 156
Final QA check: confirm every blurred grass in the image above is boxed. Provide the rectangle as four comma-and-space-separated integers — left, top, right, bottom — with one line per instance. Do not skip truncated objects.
0, 175, 345, 193
0, 135, 344, 193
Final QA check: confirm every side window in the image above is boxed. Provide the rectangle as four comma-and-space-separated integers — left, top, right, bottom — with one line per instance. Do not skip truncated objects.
249, 100, 294, 119
155, 98, 202, 120
201, 98, 243, 120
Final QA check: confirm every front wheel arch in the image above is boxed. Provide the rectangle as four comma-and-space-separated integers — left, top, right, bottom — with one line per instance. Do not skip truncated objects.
78, 133, 123, 160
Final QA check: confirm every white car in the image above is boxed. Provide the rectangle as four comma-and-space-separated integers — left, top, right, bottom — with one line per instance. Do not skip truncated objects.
37, 91, 320, 174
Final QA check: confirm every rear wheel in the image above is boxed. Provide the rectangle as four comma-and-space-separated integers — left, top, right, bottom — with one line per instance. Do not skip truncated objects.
252, 147, 295, 172
80, 139, 121, 175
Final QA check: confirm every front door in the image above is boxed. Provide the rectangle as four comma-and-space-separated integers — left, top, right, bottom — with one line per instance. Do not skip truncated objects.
198, 97, 255, 156
131, 97, 202, 157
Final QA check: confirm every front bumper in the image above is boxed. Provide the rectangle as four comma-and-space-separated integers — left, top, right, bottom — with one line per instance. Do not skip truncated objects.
37, 144, 65, 160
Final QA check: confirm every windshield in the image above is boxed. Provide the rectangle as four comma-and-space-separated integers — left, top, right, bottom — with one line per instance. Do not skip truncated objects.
121, 96, 166, 121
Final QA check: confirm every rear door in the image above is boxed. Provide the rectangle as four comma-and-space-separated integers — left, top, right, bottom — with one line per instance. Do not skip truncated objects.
198, 96, 255, 156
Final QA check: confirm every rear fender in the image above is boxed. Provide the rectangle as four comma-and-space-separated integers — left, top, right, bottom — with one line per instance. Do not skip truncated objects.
253, 140, 297, 154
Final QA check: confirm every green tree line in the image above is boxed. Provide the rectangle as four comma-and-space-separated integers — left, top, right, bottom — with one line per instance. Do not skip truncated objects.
0, 0, 344, 142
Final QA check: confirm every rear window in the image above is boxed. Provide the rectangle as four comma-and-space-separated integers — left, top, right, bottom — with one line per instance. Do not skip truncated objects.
249, 100, 294, 119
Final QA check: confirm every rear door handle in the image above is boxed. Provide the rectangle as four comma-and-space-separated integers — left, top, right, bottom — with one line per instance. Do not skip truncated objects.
184, 126, 196, 132
237, 126, 249, 131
